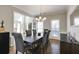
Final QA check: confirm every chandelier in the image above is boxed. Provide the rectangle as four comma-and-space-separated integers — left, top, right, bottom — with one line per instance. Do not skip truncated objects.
35, 6, 47, 22
35, 16, 46, 22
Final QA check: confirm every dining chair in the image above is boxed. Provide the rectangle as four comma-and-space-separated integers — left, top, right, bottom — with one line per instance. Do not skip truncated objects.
33, 30, 36, 36
26, 30, 32, 37
31, 38, 42, 54
41, 29, 50, 53
12, 33, 32, 54
12, 33, 25, 54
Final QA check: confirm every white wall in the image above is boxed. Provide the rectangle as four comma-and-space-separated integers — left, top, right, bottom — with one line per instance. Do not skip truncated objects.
43, 13, 67, 39
0, 5, 13, 32
0, 5, 77, 39
0, 5, 33, 33
0, 5, 75, 33
67, 5, 77, 32
44, 13, 67, 32
70, 6, 79, 42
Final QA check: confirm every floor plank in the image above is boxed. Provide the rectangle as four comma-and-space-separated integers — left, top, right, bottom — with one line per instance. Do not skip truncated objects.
47, 39, 60, 54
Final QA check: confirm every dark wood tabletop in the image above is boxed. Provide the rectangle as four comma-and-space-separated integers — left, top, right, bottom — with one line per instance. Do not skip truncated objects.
23, 35, 43, 43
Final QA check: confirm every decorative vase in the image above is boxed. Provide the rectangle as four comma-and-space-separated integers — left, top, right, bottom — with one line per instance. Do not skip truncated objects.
1, 20, 4, 28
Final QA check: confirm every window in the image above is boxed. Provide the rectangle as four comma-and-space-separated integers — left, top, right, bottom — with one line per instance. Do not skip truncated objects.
74, 17, 79, 26
51, 20, 60, 37
36, 22, 43, 37
37, 22, 43, 32
25, 16, 33, 30
14, 12, 24, 33
14, 12, 33, 34
14, 21, 21, 33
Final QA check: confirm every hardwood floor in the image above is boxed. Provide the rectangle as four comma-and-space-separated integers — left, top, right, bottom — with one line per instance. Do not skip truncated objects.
47, 39, 60, 54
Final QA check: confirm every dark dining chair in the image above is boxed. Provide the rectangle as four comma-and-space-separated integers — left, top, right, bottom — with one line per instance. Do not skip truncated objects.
41, 29, 50, 53
26, 30, 32, 37
12, 33, 32, 54
31, 38, 42, 54
33, 30, 36, 36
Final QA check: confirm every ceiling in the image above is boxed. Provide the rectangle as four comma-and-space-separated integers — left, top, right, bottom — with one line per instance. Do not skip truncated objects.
12, 5, 69, 16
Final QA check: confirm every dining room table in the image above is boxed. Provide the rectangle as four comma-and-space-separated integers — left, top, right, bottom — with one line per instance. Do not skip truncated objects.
22, 33, 43, 54
23, 33, 43, 43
